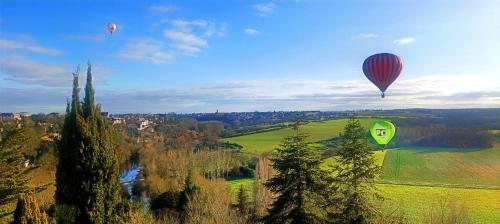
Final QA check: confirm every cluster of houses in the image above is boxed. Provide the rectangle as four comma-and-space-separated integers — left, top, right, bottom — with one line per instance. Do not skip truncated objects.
101, 112, 154, 131
0, 112, 30, 121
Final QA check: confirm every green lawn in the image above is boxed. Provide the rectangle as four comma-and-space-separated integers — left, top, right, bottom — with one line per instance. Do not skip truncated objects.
380, 147, 500, 187
378, 184, 500, 223
321, 150, 386, 169
224, 119, 373, 155
226, 179, 500, 223
227, 178, 254, 203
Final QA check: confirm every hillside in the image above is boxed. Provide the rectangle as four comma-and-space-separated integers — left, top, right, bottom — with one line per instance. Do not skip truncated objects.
224, 118, 373, 155
225, 118, 500, 223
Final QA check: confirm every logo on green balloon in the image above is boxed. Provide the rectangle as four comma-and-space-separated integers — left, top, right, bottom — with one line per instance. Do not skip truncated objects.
369, 120, 396, 145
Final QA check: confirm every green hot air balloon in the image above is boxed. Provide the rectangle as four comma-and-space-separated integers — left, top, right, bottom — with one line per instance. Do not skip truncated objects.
369, 120, 396, 146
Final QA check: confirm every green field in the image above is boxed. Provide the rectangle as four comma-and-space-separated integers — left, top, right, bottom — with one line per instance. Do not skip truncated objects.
378, 184, 500, 223
227, 179, 500, 223
225, 119, 500, 223
227, 178, 254, 203
321, 150, 387, 169
380, 147, 500, 187
224, 119, 373, 155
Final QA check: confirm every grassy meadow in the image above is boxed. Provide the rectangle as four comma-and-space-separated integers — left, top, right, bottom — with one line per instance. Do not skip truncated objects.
226, 119, 500, 223
227, 179, 500, 223
224, 119, 373, 155
378, 184, 500, 223
380, 147, 500, 187
227, 178, 254, 203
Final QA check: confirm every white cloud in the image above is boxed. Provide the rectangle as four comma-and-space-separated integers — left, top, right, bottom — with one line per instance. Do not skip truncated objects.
163, 30, 207, 47
0, 56, 110, 87
0, 55, 67, 86
353, 33, 378, 39
253, 2, 275, 16
175, 44, 201, 55
394, 37, 416, 45
166, 19, 208, 29
149, 4, 176, 13
2, 74, 500, 113
116, 39, 174, 64
162, 19, 226, 37
0, 38, 63, 56
65, 34, 105, 42
160, 19, 225, 55
244, 28, 260, 35
101, 75, 500, 112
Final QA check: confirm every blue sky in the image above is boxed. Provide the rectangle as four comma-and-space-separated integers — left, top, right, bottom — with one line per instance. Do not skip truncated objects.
1, 0, 499, 113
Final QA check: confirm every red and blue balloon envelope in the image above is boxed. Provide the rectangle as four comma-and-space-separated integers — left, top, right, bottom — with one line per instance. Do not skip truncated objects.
362, 53, 403, 98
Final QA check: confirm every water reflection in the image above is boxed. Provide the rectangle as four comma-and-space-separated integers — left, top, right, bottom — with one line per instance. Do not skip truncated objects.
120, 163, 150, 209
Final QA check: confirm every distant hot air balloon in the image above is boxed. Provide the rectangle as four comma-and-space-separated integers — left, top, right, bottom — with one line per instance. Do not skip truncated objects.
107, 23, 117, 35
362, 53, 403, 98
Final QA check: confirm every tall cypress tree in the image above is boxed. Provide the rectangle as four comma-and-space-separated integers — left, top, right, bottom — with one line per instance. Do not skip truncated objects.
329, 118, 381, 224
56, 63, 120, 224
263, 121, 331, 224
80, 62, 121, 223
56, 68, 83, 219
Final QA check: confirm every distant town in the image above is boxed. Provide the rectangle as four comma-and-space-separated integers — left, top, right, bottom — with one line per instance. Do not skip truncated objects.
2, 110, 357, 131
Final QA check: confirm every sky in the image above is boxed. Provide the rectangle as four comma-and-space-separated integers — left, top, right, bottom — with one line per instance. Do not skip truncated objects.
1, 0, 499, 113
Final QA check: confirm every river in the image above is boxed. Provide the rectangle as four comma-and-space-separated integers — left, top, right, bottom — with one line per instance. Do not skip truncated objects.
119, 163, 150, 208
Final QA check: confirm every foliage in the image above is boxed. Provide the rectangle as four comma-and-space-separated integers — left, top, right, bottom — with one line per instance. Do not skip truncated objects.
55, 64, 121, 223
252, 157, 275, 219
263, 121, 332, 224
237, 185, 248, 214
13, 194, 49, 224
183, 177, 245, 224
0, 128, 31, 218
177, 172, 199, 216
227, 178, 253, 203
329, 118, 381, 223
393, 115, 497, 148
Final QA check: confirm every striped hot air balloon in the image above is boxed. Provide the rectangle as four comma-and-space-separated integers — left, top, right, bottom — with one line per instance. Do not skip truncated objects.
362, 53, 403, 98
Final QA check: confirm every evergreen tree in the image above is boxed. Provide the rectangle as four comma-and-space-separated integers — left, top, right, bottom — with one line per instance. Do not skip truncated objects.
177, 172, 198, 215
78, 62, 121, 224
330, 118, 381, 224
55, 68, 83, 222
263, 121, 331, 224
13, 194, 49, 224
237, 185, 248, 214
55, 63, 121, 224
0, 129, 30, 217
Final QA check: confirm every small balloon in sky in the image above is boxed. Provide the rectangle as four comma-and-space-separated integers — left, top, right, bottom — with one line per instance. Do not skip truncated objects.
363, 53, 403, 98
369, 120, 396, 146
107, 23, 117, 35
